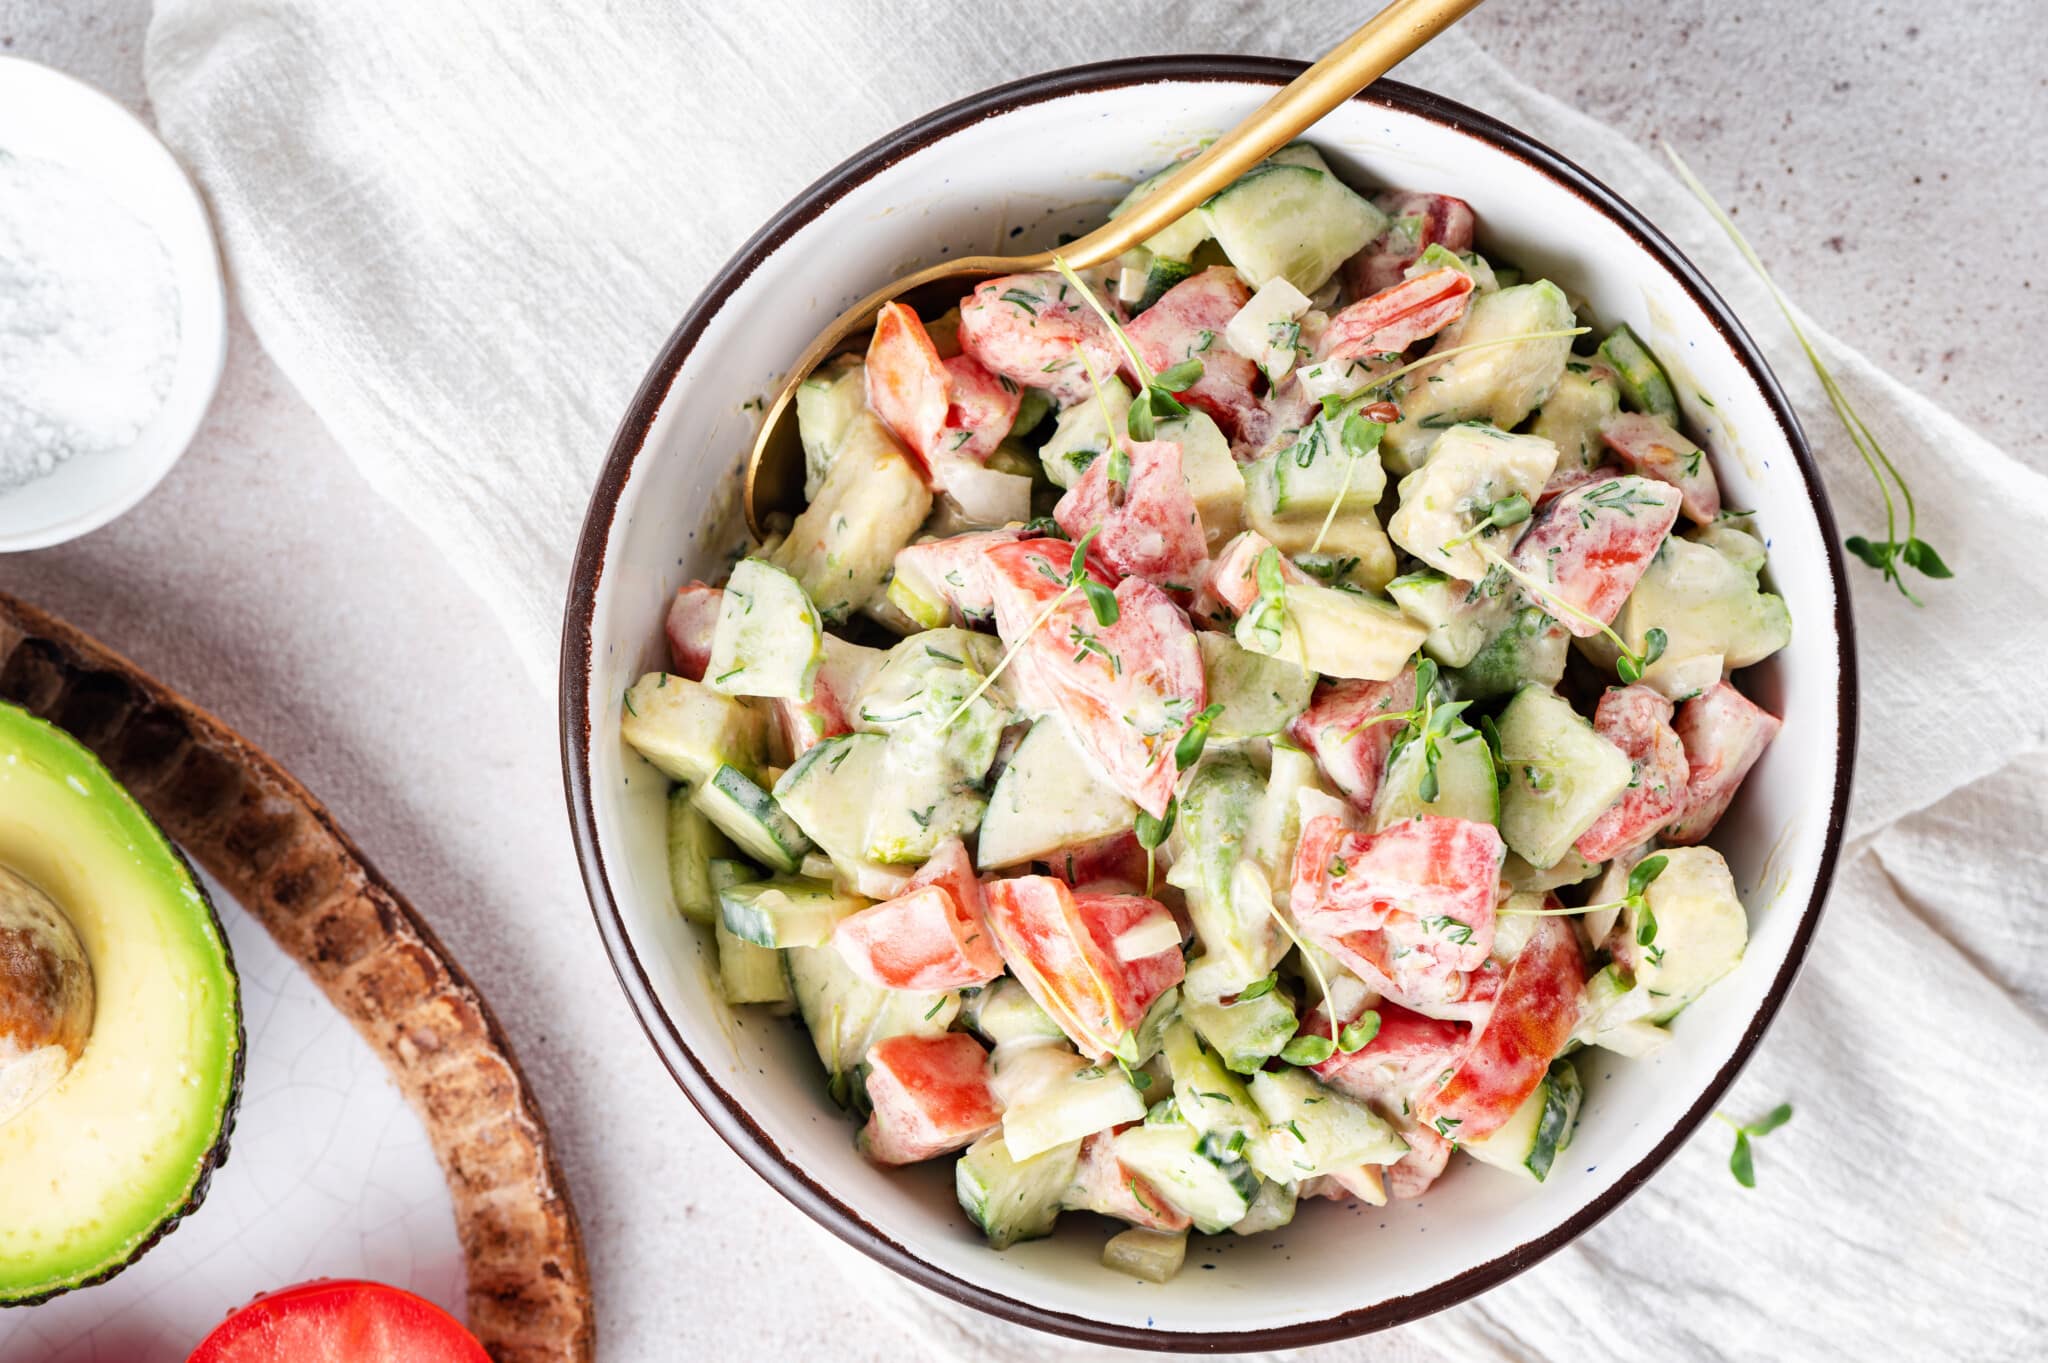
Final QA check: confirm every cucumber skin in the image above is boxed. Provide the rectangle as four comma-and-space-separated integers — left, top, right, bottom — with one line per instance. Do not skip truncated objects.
1597, 323, 1680, 423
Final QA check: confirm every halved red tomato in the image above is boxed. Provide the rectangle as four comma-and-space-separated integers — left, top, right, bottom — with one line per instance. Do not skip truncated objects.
664, 582, 721, 681
983, 877, 1184, 1058
1069, 1128, 1192, 1232
1316, 267, 1475, 365
1600, 412, 1722, 524
957, 271, 1122, 404
859, 1032, 1002, 1166
866, 301, 950, 471
1510, 475, 1682, 635
1053, 437, 1208, 590
1415, 915, 1583, 1141
187, 1280, 487, 1363
1124, 267, 1259, 438
1345, 190, 1477, 296
1289, 670, 1419, 811
1575, 684, 1689, 861
1665, 681, 1782, 844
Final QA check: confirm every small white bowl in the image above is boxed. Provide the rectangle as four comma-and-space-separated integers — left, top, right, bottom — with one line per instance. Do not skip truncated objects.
0, 57, 226, 552
563, 60, 1855, 1348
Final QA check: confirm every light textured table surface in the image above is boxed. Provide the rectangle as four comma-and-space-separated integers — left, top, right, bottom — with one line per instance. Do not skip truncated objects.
3, 3, 2040, 1360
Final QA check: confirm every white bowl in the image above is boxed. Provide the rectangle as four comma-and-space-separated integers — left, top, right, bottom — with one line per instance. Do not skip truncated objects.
0, 57, 226, 552
562, 60, 1855, 1348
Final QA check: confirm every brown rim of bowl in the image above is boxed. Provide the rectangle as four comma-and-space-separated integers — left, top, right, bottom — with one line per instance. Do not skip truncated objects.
560, 56, 1859, 1351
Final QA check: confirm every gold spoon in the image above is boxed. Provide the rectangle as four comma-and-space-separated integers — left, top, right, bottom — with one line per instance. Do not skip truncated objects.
743, 0, 1487, 535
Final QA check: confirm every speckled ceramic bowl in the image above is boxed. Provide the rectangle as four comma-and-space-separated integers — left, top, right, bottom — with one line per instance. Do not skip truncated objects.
562, 58, 1855, 1349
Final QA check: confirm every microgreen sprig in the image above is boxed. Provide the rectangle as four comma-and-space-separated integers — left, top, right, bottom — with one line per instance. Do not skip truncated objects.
1715, 1102, 1793, 1187
1135, 798, 1177, 898
942, 528, 1113, 727
1306, 409, 1388, 556
1173, 702, 1227, 771
1473, 542, 1669, 684
1053, 254, 1202, 442
1499, 853, 1670, 950
1441, 492, 1533, 551
1663, 143, 1948, 605
1334, 657, 1471, 805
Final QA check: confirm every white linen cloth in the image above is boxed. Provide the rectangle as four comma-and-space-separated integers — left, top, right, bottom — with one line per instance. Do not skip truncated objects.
142, 4, 2047, 1358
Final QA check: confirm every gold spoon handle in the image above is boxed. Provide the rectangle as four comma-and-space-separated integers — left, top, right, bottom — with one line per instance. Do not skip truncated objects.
1041, 0, 1488, 270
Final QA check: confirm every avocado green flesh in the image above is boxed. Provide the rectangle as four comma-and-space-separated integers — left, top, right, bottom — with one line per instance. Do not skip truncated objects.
0, 703, 241, 1304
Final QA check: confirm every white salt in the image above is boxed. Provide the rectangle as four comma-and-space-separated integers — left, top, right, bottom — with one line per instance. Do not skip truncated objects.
0, 150, 181, 492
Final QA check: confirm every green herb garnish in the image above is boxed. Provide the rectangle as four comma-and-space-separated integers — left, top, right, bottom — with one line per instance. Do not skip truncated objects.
1717, 1102, 1793, 1187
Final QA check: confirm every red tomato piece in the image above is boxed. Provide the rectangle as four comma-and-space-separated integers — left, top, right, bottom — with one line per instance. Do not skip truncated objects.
1053, 437, 1208, 590
832, 885, 1001, 993
866, 301, 950, 472
983, 877, 1184, 1058
1198, 529, 1306, 624
1538, 460, 1622, 507
936, 353, 1023, 469
1311, 1000, 1469, 1109
957, 271, 1123, 405
773, 671, 853, 760
1345, 190, 1478, 297
1069, 1128, 1193, 1231
1231, 382, 1320, 462
664, 582, 721, 681
859, 1032, 1002, 1166
1312, 920, 1503, 1025
1510, 475, 1682, 636
1575, 685, 1690, 861
1416, 915, 1583, 1141
987, 544, 1204, 817
891, 528, 1022, 626
1125, 267, 1260, 439
187, 1279, 488, 1363
1665, 681, 1782, 844
1316, 267, 1475, 365
1600, 412, 1722, 524
1289, 670, 1420, 812
1295, 816, 1506, 970
1047, 828, 1152, 895
1386, 1118, 1454, 1199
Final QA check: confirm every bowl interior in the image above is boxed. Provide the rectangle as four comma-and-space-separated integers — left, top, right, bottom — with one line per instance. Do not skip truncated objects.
571, 70, 1845, 1344
0, 58, 226, 551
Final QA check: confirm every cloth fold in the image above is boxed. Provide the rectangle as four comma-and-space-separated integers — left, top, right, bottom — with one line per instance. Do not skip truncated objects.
143, 4, 2045, 1358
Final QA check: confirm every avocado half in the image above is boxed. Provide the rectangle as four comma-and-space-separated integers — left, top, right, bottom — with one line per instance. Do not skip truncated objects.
0, 701, 243, 1305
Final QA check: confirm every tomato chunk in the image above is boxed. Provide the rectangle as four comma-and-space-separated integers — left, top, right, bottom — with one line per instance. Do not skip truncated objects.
1312, 921, 1502, 1025
1345, 190, 1477, 297
1293, 815, 1505, 970
984, 876, 1184, 1057
187, 1280, 488, 1363
1070, 1127, 1192, 1231
1510, 475, 1681, 636
1311, 1000, 1469, 1110
1047, 828, 1152, 895
1575, 684, 1689, 861
957, 271, 1122, 405
1385, 1118, 1454, 1199
1416, 915, 1583, 1141
866, 301, 950, 471
1053, 437, 1208, 591
939, 353, 1023, 468
1125, 267, 1260, 438
891, 528, 1022, 626
1316, 267, 1475, 365
1600, 412, 1721, 524
1198, 528, 1308, 624
664, 582, 721, 681
859, 1032, 1002, 1165
833, 888, 1001, 993
1665, 681, 1782, 844
1289, 670, 1419, 812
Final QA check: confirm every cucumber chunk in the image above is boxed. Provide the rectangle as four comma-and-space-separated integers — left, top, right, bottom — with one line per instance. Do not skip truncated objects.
1201, 145, 1387, 295
771, 412, 932, 624
787, 945, 959, 1107
1461, 1058, 1582, 1182
1195, 633, 1315, 742
1446, 604, 1570, 701
709, 859, 790, 1008
1102, 1227, 1188, 1283
1157, 410, 1247, 546
1531, 360, 1623, 477
1234, 572, 1428, 683
977, 716, 1136, 870
1247, 1068, 1408, 1183
707, 558, 825, 701
1587, 535, 1792, 691
666, 788, 738, 924
692, 765, 812, 873
1111, 159, 1215, 265
621, 672, 770, 787
1113, 1122, 1261, 1234
1597, 323, 1680, 423
1183, 980, 1297, 1075
1387, 568, 1514, 669
1495, 686, 1634, 868
795, 353, 866, 501
1039, 376, 1133, 488
1381, 281, 1577, 473
1622, 845, 1749, 1021
957, 1131, 1080, 1250
1230, 1178, 1298, 1236
1166, 756, 1284, 991
1002, 1057, 1148, 1161
1372, 720, 1499, 829
961, 977, 1067, 1047
1162, 1021, 1265, 1148
716, 874, 864, 949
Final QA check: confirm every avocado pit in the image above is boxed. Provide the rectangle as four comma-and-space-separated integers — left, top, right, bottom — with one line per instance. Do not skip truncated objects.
0, 863, 94, 1128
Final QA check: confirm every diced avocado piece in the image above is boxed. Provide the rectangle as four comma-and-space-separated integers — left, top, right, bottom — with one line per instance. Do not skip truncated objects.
1461, 1058, 1582, 1181
1201, 144, 1387, 295
1183, 980, 1297, 1075
1002, 1059, 1148, 1161
666, 787, 738, 924
706, 558, 825, 701
1246, 1068, 1408, 1183
0, 704, 241, 1304
1382, 281, 1577, 473
716, 874, 864, 949
787, 945, 958, 1107
1587, 535, 1791, 689
1162, 1021, 1265, 1148
961, 977, 1066, 1047
772, 412, 932, 624
1230, 1178, 1298, 1236
1531, 360, 1623, 477
1195, 633, 1314, 743
1597, 322, 1680, 423
1387, 424, 1559, 582
977, 716, 1136, 870
1039, 376, 1133, 488
1235, 572, 1428, 683
1111, 158, 1215, 264
1102, 1226, 1189, 1282
1387, 567, 1513, 669
692, 764, 811, 873
621, 672, 770, 787
1495, 686, 1633, 868
957, 1131, 1081, 1249
1157, 410, 1246, 545
1372, 719, 1499, 829
1113, 1121, 1261, 1234
796, 352, 866, 501
1623, 846, 1749, 1022
1445, 604, 1570, 701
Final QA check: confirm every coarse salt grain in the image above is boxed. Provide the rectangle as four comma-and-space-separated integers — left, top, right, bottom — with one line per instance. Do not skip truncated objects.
0, 149, 181, 492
